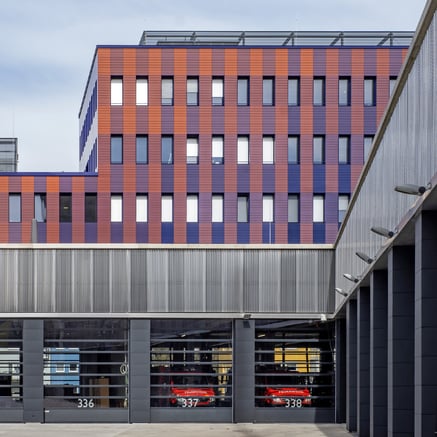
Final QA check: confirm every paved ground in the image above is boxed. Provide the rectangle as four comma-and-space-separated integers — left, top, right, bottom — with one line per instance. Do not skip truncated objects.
0, 423, 354, 436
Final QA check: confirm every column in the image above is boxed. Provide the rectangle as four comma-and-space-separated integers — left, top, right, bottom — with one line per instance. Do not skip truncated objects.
415, 211, 437, 435
387, 246, 414, 436
370, 270, 388, 436
346, 299, 357, 432
335, 318, 347, 423
357, 287, 370, 437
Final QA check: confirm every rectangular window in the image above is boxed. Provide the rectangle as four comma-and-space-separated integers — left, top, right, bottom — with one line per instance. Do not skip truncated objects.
364, 77, 376, 106
162, 77, 173, 106
338, 195, 349, 223
262, 136, 274, 164
161, 195, 173, 222
364, 135, 374, 161
136, 135, 148, 164
313, 136, 325, 164
389, 76, 397, 95
262, 77, 274, 105
212, 194, 223, 223
338, 77, 351, 106
187, 77, 199, 106
237, 78, 249, 105
85, 193, 97, 223
288, 195, 299, 223
237, 195, 249, 222
136, 77, 148, 105
34, 193, 47, 223
313, 77, 325, 106
212, 78, 224, 105
313, 195, 324, 223
262, 195, 274, 222
186, 195, 198, 222
212, 136, 224, 164
59, 194, 72, 223
110, 135, 123, 164
136, 195, 148, 222
288, 136, 300, 164
288, 77, 300, 106
338, 136, 350, 164
161, 136, 173, 164
111, 195, 122, 222
110, 77, 122, 105
186, 137, 199, 164
9, 194, 21, 223
237, 136, 249, 164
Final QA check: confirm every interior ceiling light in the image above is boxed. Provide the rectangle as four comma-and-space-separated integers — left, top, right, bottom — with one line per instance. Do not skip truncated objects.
394, 183, 429, 196
370, 226, 395, 238
355, 251, 373, 264
335, 287, 348, 297
343, 273, 359, 283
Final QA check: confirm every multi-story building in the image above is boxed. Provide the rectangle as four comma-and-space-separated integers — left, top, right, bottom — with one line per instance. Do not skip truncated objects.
0, 138, 18, 172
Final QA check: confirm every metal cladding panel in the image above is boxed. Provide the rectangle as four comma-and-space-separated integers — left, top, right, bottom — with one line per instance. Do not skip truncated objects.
205, 250, 222, 311
0, 250, 17, 311
168, 250, 184, 310
183, 251, 206, 312
54, 250, 72, 312
131, 250, 147, 311
72, 250, 93, 312
34, 250, 53, 312
243, 250, 260, 311
111, 250, 130, 312
146, 250, 169, 311
258, 250, 281, 312
93, 250, 110, 312
222, 250, 244, 311
280, 250, 297, 311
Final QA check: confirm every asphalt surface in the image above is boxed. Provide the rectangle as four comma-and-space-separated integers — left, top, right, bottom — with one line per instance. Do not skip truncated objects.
0, 423, 354, 436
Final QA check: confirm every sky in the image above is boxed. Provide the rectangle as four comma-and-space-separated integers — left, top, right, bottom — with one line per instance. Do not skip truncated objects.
0, 0, 428, 172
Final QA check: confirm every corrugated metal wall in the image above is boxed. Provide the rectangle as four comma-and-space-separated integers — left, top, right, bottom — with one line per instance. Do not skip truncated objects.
335, 6, 437, 302
0, 246, 334, 315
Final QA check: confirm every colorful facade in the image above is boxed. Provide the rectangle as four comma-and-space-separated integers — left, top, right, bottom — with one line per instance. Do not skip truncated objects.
0, 32, 411, 244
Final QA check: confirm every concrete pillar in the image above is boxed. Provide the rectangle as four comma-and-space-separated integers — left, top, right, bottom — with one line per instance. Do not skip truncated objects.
370, 270, 388, 436
387, 246, 414, 436
335, 318, 346, 423
357, 287, 370, 437
415, 211, 437, 436
346, 299, 357, 432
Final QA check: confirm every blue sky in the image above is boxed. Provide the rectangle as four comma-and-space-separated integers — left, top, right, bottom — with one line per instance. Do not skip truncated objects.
0, 0, 428, 171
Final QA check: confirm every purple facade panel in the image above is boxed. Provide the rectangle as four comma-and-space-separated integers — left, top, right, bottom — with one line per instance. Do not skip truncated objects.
338, 49, 352, 76
9, 223, 21, 243
59, 223, 72, 243
313, 107, 326, 134
313, 49, 326, 76
288, 108, 301, 134
186, 108, 199, 135
85, 223, 98, 243
275, 192, 288, 223
288, 49, 301, 76
161, 167, 174, 193
186, 49, 199, 76
351, 134, 364, 165
338, 107, 351, 134
37, 223, 47, 243
224, 192, 237, 222
211, 166, 224, 192
136, 223, 148, 243
161, 48, 174, 75
136, 107, 148, 133
186, 166, 199, 193
110, 166, 124, 192
34, 177, 46, 192
263, 49, 275, 75
59, 176, 72, 192
237, 166, 250, 192
250, 192, 262, 222
237, 49, 250, 75
363, 49, 377, 75
211, 107, 225, 133
389, 49, 405, 76
136, 168, 148, 192
111, 223, 123, 243
300, 192, 313, 222
111, 107, 123, 132
262, 107, 275, 134
262, 165, 275, 193
84, 176, 98, 192
325, 192, 338, 223
199, 192, 211, 222
325, 134, 338, 165
363, 107, 377, 135
237, 108, 250, 133
211, 49, 225, 75
161, 107, 174, 134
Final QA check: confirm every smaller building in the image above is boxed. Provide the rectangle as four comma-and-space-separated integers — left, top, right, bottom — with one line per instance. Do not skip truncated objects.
0, 138, 18, 172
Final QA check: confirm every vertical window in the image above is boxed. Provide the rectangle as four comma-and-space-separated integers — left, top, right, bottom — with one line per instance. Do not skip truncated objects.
389, 76, 397, 95
161, 195, 173, 222
338, 77, 351, 106
110, 135, 123, 164
136, 135, 148, 164
186, 195, 198, 222
161, 77, 173, 106
186, 137, 199, 164
262, 77, 274, 105
313, 195, 324, 223
262, 195, 274, 222
364, 77, 376, 106
9, 194, 21, 223
59, 194, 72, 223
111, 195, 122, 222
313, 77, 325, 106
338, 136, 350, 164
85, 193, 97, 223
110, 77, 122, 105
288, 195, 299, 223
237, 136, 249, 164
212, 136, 224, 164
338, 195, 349, 223
34, 193, 47, 223
136, 195, 148, 222
288, 136, 300, 164
288, 77, 300, 106
212, 78, 224, 105
364, 135, 374, 161
262, 136, 274, 164
237, 195, 249, 222
187, 77, 199, 106
136, 77, 148, 105
161, 136, 173, 164
212, 195, 224, 223
313, 136, 325, 164
237, 78, 249, 105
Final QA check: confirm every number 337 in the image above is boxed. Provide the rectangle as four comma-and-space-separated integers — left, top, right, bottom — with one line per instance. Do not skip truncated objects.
78, 398, 95, 408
